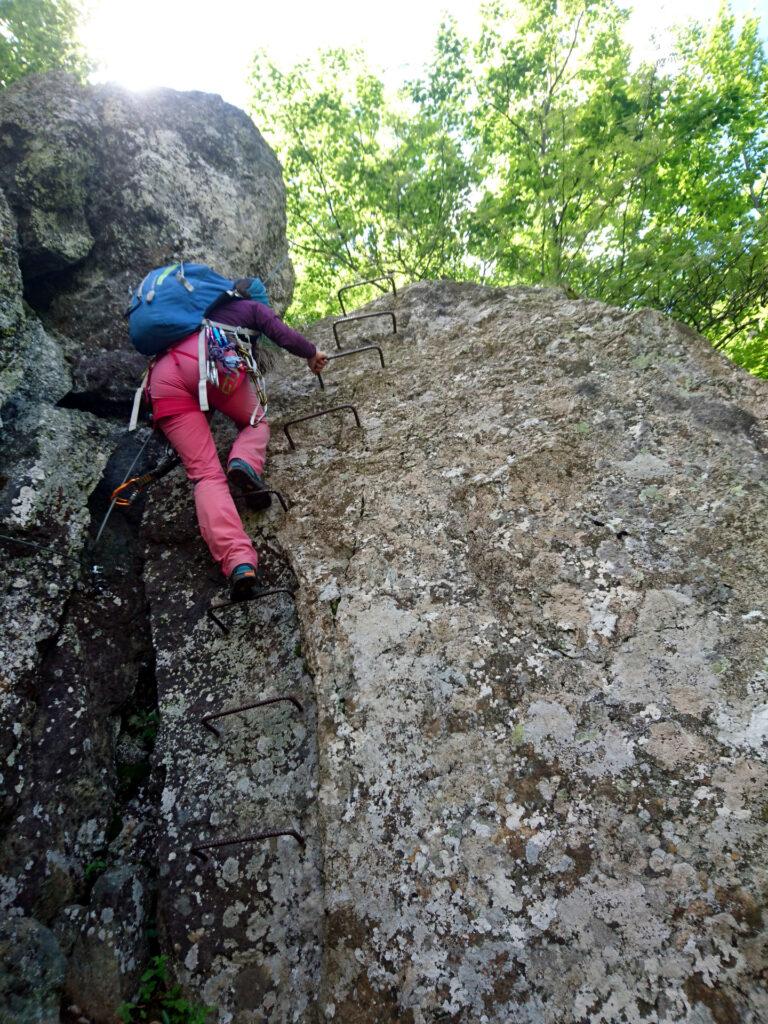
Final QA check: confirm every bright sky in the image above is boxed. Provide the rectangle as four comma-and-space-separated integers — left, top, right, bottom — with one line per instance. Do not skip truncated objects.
82, 0, 767, 112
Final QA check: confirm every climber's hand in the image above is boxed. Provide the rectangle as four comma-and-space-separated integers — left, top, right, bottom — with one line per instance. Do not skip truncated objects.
308, 350, 328, 374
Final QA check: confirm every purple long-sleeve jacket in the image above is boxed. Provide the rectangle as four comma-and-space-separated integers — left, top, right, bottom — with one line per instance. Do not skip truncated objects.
212, 299, 316, 360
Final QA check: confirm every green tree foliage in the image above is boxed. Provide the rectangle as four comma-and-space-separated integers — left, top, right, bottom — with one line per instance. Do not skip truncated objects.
0, 0, 91, 89
250, 0, 767, 368
469, 0, 650, 285
249, 42, 479, 321
471, 1, 768, 352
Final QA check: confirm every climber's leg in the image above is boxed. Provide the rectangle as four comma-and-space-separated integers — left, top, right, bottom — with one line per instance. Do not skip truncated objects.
157, 408, 259, 578
209, 376, 271, 476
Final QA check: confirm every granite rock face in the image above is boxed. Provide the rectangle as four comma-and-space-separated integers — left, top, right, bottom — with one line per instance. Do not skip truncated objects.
134, 280, 768, 1022
2, 73, 767, 1024
0, 71, 293, 400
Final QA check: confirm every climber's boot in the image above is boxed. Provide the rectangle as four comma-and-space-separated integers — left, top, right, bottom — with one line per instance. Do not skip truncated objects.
227, 458, 272, 511
229, 562, 261, 601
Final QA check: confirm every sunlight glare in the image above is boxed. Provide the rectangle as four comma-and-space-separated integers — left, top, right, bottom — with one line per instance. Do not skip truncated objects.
81, 0, 766, 111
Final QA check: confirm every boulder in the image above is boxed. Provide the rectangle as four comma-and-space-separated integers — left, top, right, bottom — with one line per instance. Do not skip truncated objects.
0, 188, 26, 409
140, 281, 768, 1021
65, 865, 151, 1022
0, 916, 66, 1024
0, 72, 296, 1024
0, 188, 23, 340
151, 280, 764, 1023
0, 71, 294, 398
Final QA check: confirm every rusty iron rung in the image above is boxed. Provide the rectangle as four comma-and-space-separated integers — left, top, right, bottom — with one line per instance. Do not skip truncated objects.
283, 405, 362, 450
337, 274, 397, 316
316, 344, 386, 390
233, 488, 290, 513
192, 829, 306, 862
265, 489, 290, 513
208, 587, 297, 634
333, 311, 396, 350
201, 695, 304, 738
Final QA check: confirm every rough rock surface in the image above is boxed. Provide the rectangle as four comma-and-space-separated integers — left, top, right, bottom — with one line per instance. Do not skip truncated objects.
142, 480, 323, 1021
0, 72, 294, 401
0, 72, 295, 1022
2, 73, 767, 1024
134, 281, 768, 1023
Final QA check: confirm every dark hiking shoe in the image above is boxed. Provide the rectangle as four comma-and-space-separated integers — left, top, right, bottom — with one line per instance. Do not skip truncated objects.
229, 563, 260, 601
227, 458, 272, 511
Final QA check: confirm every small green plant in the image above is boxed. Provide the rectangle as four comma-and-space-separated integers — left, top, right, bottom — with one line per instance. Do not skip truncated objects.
127, 709, 161, 747
118, 956, 212, 1024
83, 857, 108, 882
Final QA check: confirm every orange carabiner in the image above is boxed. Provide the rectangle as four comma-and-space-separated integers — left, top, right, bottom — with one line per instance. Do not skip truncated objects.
111, 476, 147, 507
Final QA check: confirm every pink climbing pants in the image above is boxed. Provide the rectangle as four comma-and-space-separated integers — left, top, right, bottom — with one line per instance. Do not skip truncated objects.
148, 332, 269, 578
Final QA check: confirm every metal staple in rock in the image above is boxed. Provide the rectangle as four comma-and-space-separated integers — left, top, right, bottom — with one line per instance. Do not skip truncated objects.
192, 829, 306, 862
282, 405, 362, 450
201, 695, 304, 739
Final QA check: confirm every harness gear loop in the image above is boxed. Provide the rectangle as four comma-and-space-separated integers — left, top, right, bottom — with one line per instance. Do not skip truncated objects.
128, 367, 150, 432
197, 325, 210, 412
203, 319, 268, 426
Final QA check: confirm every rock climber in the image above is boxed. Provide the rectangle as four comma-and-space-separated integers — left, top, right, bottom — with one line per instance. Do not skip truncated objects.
147, 278, 328, 599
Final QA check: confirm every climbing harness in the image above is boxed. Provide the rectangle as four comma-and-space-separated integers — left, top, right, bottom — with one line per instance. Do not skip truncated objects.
128, 320, 271, 432
199, 320, 269, 427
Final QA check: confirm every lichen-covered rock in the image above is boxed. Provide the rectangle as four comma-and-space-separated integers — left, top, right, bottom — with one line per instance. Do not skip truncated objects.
142, 448, 323, 1024
0, 73, 302, 1024
137, 281, 767, 1022
0, 188, 23, 340
0, 916, 66, 1024
64, 865, 151, 1022
0, 188, 27, 410
0, 75, 99, 280
2, 70, 766, 1023
250, 281, 764, 1023
0, 71, 294, 399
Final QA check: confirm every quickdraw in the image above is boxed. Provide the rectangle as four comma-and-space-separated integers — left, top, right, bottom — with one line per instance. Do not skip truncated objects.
94, 439, 180, 546
109, 452, 181, 508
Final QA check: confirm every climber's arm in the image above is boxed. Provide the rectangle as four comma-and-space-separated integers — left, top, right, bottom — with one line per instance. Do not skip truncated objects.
217, 299, 328, 373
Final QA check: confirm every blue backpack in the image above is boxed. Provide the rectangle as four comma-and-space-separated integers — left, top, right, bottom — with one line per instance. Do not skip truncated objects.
125, 262, 244, 356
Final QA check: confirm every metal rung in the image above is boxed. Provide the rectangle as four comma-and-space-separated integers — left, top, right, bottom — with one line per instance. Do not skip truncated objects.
283, 405, 362, 450
337, 273, 396, 316
208, 587, 296, 634
232, 488, 290, 513
317, 344, 386, 390
333, 311, 396, 349
201, 695, 304, 739
0, 533, 45, 551
192, 829, 305, 863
